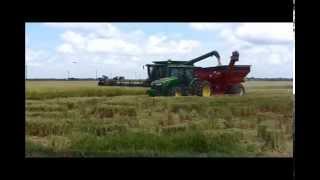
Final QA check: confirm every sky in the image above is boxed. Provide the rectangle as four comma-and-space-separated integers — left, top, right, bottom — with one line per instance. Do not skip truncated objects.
25, 22, 294, 79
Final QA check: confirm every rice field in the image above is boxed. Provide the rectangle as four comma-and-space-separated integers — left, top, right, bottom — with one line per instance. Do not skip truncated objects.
25, 80, 294, 157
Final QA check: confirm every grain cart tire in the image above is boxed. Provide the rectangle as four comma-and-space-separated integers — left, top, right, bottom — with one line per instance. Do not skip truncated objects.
228, 84, 245, 96
201, 81, 212, 97
189, 79, 202, 96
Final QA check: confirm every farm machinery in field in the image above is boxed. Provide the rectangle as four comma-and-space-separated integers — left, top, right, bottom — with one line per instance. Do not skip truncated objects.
98, 49, 251, 97
146, 50, 251, 96
98, 75, 149, 87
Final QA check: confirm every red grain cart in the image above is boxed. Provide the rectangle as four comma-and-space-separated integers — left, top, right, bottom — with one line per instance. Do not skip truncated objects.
193, 51, 251, 96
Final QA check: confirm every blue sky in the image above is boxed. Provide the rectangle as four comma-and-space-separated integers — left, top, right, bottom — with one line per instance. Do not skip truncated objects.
26, 23, 294, 79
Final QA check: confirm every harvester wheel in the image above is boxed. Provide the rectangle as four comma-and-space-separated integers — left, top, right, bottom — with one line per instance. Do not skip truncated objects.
169, 86, 182, 96
228, 84, 245, 96
174, 87, 182, 97
201, 81, 212, 97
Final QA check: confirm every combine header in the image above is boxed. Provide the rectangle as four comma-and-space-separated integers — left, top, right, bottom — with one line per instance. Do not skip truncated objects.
98, 76, 149, 87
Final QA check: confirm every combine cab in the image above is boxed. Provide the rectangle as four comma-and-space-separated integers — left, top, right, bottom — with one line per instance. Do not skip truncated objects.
146, 50, 251, 96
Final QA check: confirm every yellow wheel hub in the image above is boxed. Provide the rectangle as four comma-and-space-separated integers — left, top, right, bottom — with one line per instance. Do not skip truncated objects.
202, 84, 211, 97
175, 90, 182, 96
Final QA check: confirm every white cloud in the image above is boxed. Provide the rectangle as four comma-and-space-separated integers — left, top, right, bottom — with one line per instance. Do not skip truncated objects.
234, 23, 293, 44
25, 36, 28, 45
148, 35, 167, 45
102, 58, 118, 65
189, 23, 235, 31
46, 23, 202, 78
44, 23, 121, 37
56, 29, 142, 55
61, 31, 87, 49
190, 23, 293, 45
189, 22, 294, 77
53, 25, 201, 59
57, 43, 74, 53
86, 38, 141, 55
25, 48, 49, 67
44, 23, 112, 30
131, 56, 141, 62
219, 29, 253, 50
94, 24, 120, 38
268, 53, 282, 65
28, 62, 42, 67
28, 23, 293, 78
239, 44, 292, 66
176, 40, 201, 53
146, 35, 200, 55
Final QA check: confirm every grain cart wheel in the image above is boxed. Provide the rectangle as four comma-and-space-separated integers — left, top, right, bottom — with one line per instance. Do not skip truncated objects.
189, 79, 202, 96
201, 81, 212, 97
228, 84, 245, 96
